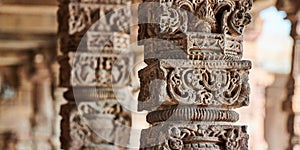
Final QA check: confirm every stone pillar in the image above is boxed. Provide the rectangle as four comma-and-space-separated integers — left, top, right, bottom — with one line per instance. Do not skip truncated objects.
31, 54, 54, 150
292, 36, 300, 149
276, 0, 300, 149
57, 0, 132, 149
137, 0, 253, 149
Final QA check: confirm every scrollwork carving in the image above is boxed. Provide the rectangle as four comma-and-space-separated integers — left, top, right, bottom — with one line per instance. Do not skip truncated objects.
138, 60, 251, 110
168, 67, 249, 106
139, 0, 252, 35
226, 0, 252, 36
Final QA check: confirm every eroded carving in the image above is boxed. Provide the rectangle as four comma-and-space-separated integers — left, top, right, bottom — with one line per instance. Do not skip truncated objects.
138, 0, 253, 39
58, 0, 133, 149
140, 123, 249, 150
138, 0, 253, 149
138, 0, 252, 60
69, 101, 131, 149
87, 32, 130, 52
69, 52, 133, 87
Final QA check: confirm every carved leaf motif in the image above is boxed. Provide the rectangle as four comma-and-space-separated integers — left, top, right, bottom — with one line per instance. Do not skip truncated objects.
160, 4, 188, 33
168, 67, 248, 105
164, 125, 248, 150
227, 0, 253, 36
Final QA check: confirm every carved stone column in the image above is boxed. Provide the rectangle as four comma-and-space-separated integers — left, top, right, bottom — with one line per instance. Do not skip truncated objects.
137, 0, 253, 149
57, 0, 132, 149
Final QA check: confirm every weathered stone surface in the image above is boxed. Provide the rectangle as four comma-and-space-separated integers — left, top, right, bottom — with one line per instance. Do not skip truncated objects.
138, 0, 252, 63
138, 59, 251, 111
140, 123, 249, 150
58, 0, 131, 53
146, 107, 240, 124
60, 100, 131, 150
137, 0, 253, 149
143, 33, 244, 61
58, 0, 133, 149
68, 52, 133, 87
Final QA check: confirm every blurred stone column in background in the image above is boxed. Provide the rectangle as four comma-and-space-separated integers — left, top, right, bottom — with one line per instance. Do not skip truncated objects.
137, 0, 253, 149
57, 0, 133, 149
292, 36, 300, 149
276, 0, 300, 149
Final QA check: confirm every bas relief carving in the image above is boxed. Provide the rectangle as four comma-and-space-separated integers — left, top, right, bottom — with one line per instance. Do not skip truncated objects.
59, 0, 131, 52
69, 52, 133, 87
138, 0, 252, 62
58, 0, 133, 149
69, 101, 131, 149
138, 0, 253, 149
138, 60, 251, 111
138, 0, 252, 41
140, 123, 249, 150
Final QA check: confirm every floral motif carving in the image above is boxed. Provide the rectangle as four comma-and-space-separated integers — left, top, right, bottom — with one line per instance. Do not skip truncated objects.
140, 123, 249, 150
138, 0, 253, 38
138, 60, 251, 110
168, 67, 249, 106
138, 0, 253, 149
138, 1, 251, 61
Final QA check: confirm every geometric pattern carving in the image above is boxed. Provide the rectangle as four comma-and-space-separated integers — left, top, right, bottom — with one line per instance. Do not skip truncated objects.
144, 33, 244, 61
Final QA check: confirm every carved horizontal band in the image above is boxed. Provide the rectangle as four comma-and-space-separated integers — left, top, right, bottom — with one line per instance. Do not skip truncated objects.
77, 101, 130, 117
140, 123, 249, 150
146, 107, 239, 124
159, 59, 252, 69
64, 88, 116, 101
87, 32, 130, 52
138, 0, 252, 41
138, 59, 251, 111
66, 52, 133, 87
144, 33, 243, 61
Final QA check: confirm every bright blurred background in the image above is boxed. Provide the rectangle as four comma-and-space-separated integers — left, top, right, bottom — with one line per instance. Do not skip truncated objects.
0, 0, 299, 149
